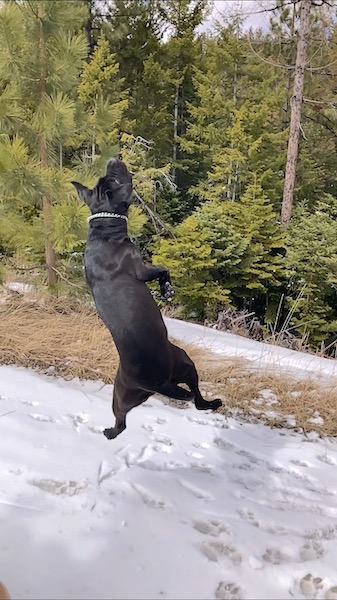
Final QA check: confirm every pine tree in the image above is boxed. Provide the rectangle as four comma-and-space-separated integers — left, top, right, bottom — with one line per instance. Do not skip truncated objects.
0, 1, 88, 284
252, 0, 336, 219
105, 0, 163, 93
160, 0, 209, 186
286, 195, 337, 343
227, 183, 287, 300
133, 54, 176, 166
152, 214, 230, 316
153, 182, 287, 319
78, 33, 128, 162
183, 24, 287, 207
282, 0, 312, 227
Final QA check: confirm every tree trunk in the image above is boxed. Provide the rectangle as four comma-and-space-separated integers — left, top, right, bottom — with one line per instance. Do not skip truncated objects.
85, 0, 95, 57
172, 80, 179, 181
227, 60, 239, 201
38, 5, 57, 285
281, 0, 311, 228
172, 0, 182, 184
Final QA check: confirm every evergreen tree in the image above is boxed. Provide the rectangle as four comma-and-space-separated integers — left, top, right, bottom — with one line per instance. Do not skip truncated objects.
78, 33, 128, 162
160, 0, 210, 188
183, 25, 287, 208
286, 194, 337, 343
154, 183, 287, 319
152, 214, 230, 316
0, 0, 88, 284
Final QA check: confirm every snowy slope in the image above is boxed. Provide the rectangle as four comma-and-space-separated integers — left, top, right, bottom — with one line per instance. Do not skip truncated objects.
165, 317, 337, 378
1, 365, 337, 600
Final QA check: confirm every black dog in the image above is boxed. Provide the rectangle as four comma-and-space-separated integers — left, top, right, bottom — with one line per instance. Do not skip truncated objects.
72, 159, 222, 439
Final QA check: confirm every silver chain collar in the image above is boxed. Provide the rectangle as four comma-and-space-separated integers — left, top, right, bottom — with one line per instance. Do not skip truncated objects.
87, 212, 128, 223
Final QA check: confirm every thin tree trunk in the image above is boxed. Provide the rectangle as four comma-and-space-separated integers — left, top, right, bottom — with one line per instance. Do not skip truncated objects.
85, 0, 95, 58
172, 80, 179, 182
232, 61, 238, 201
227, 61, 238, 200
172, 1, 182, 183
281, 0, 311, 228
38, 5, 57, 285
282, 2, 297, 130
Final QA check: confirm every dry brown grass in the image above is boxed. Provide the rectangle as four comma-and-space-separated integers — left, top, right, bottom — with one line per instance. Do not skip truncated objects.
1, 292, 336, 437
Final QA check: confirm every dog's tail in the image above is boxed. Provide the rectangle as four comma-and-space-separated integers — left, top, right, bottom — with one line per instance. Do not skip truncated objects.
151, 381, 194, 401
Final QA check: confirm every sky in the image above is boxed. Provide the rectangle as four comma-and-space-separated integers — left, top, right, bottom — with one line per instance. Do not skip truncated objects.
204, 0, 272, 31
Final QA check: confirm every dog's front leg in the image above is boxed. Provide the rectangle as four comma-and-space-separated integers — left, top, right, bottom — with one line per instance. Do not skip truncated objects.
134, 259, 174, 301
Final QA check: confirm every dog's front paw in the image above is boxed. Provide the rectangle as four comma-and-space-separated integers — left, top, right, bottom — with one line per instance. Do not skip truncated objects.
161, 281, 175, 302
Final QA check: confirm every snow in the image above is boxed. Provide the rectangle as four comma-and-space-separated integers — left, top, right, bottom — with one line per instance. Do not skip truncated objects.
4, 282, 34, 295
1, 364, 337, 600
165, 317, 337, 378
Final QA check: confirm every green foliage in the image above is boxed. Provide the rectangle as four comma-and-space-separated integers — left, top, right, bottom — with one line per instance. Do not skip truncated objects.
183, 29, 287, 205
286, 195, 337, 342
78, 34, 123, 105
120, 132, 174, 212
152, 215, 229, 316
0, 0, 336, 349
134, 54, 176, 163
77, 33, 128, 153
154, 183, 287, 318
50, 197, 88, 255
224, 183, 288, 297
128, 205, 148, 238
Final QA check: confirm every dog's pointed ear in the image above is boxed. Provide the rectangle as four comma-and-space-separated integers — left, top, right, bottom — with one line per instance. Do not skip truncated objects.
71, 181, 93, 207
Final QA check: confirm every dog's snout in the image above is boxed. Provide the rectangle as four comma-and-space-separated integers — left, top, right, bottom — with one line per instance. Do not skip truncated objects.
106, 158, 132, 185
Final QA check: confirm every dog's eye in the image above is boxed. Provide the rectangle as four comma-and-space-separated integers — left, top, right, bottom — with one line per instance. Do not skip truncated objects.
114, 179, 120, 185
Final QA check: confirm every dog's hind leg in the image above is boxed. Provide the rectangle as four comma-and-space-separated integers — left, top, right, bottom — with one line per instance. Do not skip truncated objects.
104, 370, 151, 440
169, 343, 222, 411
151, 381, 195, 401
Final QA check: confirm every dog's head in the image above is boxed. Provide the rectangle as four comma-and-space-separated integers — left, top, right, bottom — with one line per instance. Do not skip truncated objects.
71, 159, 133, 216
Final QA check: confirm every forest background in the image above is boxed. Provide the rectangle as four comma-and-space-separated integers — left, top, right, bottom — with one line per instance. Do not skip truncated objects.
0, 0, 337, 355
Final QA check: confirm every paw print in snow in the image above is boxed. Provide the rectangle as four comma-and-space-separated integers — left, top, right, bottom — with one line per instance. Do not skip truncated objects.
193, 519, 229, 537
215, 581, 244, 600
300, 540, 324, 562
299, 573, 324, 598
202, 541, 242, 565
262, 547, 287, 565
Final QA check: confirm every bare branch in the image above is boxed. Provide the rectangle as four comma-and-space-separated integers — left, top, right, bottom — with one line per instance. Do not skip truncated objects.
303, 96, 337, 107
299, 122, 307, 140
247, 35, 294, 70
50, 267, 84, 290
133, 190, 174, 237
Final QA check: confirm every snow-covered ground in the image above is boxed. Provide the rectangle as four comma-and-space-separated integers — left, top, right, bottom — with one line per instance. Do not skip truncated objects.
165, 317, 337, 379
1, 364, 337, 600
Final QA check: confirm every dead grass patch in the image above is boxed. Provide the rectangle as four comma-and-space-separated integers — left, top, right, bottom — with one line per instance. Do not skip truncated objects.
0, 293, 336, 437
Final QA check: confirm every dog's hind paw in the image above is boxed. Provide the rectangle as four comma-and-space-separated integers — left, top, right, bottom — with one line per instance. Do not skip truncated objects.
210, 398, 223, 411
104, 427, 119, 440
196, 398, 222, 411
